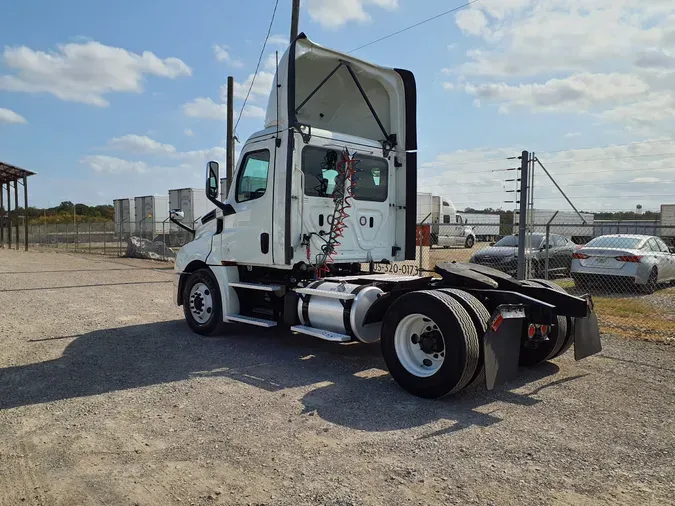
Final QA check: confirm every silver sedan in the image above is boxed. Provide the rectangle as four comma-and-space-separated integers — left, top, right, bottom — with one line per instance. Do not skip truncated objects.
571, 234, 675, 293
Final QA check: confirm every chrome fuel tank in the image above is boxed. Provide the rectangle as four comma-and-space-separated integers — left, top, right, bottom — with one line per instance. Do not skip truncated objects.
297, 280, 383, 343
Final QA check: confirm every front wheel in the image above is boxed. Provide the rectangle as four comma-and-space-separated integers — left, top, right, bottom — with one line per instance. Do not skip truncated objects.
465, 235, 475, 249
381, 290, 480, 398
182, 268, 223, 336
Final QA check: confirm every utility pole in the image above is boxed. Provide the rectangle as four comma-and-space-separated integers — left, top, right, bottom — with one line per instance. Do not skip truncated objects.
226, 76, 234, 195
516, 151, 530, 281
290, 0, 300, 42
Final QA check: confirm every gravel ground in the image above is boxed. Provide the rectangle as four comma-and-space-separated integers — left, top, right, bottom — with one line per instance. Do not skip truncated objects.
0, 249, 673, 506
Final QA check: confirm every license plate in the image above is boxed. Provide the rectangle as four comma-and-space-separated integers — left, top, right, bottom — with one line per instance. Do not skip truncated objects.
595, 258, 607, 264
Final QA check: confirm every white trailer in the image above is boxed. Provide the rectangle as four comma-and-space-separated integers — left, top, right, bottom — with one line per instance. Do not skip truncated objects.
170, 34, 601, 399
661, 204, 675, 244
514, 209, 594, 242
113, 198, 136, 235
134, 195, 169, 239
457, 212, 501, 242
169, 188, 213, 229
416, 192, 476, 248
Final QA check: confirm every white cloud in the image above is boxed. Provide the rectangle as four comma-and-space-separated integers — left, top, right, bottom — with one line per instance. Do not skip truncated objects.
463, 73, 649, 113
240, 103, 266, 118
230, 71, 275, 102
565, 132, 581, 138
631, 177, 661, 183
446, 2, 675, 135
184, 128, 194, 137
0, 107, 27, 124
0, 41, 191, 106
455, 9, 488, 36
82, 155, 152, 174
107, 134, 176, 156
419, 139, 675, 212
213, 44, 244, 68
264, 53, 278, 72
183, 97, 227, 120
307, 0, 399, 29
268, 34, 289, 46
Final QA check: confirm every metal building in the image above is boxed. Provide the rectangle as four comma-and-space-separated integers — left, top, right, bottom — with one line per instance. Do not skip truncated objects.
0, 161, 36, 251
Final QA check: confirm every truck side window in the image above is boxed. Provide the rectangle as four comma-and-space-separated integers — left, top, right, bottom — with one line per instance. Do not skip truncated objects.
302, 146, 388, 202
236, 150, 270, 203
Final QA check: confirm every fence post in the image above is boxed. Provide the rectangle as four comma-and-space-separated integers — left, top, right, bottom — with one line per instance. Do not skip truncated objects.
517, 151, 530, 280
119, 220, 123, 257
88, 222, 92, 254
545, 223, 551, 280
418, 225, 423, 274
103, 222, 107, 255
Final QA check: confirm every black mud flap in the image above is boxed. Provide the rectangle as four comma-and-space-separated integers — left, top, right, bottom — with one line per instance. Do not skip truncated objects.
573, 297, 602, 360
483, 304, 526, 390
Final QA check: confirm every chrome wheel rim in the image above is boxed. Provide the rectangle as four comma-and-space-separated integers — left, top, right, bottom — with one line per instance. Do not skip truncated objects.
189, 282, 213, 324
394, 314, 445, 377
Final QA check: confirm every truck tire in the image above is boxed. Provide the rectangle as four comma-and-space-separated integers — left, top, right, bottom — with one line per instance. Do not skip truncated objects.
465, 235, 475, 249
530, 279, 575, 359
381, 290, 479, 398
182, 268, 223, 336
439, 289, 489, 389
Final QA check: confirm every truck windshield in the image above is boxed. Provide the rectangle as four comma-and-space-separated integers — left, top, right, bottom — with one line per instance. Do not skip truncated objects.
302, 146, 388, 202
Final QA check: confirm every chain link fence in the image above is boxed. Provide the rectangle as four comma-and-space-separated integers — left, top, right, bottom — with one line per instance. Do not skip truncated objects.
414, 221, 675, 342
15, 220, 195, 260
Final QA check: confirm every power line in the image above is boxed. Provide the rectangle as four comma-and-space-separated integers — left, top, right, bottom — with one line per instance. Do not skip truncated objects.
348, 0, 480, 53
234, 0, 279, 134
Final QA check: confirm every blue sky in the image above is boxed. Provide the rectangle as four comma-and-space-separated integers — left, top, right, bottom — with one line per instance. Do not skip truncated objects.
1, 0, 674, 212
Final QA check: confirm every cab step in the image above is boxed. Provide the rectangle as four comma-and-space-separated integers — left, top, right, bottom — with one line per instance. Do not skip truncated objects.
226, 314, 278, 327
290, 325, 351, 342
293, 288, 356, 300
229, 281, 283, 292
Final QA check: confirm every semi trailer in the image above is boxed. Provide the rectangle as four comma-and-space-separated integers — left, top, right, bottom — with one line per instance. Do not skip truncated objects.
417, 193, 476, 248
170, 34, 601, 398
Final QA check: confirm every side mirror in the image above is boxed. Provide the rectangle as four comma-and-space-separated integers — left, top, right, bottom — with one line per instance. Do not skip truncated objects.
206, 161, 220, 200
669, 247, 675, 254
170, 209, 185, 221
489, 242, 495, 246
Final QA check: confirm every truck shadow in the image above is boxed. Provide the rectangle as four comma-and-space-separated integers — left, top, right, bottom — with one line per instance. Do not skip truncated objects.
0, 321, 574, 433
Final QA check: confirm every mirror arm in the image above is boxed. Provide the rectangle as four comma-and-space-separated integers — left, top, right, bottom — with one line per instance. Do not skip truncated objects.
171, 217, 195, 236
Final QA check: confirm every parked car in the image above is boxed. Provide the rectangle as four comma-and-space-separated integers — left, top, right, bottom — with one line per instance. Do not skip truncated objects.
469, 233, 578, 277
571, 234, 675, 293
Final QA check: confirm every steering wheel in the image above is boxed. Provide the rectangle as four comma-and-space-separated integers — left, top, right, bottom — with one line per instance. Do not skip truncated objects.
252, 188, 266, 198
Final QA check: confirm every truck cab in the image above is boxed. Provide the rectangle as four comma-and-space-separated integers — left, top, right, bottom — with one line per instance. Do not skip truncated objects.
169, 34, 601, 400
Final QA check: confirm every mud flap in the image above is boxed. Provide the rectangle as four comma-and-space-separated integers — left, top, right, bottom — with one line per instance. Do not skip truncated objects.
483, 304, 526, 390
573, 305, 602, 360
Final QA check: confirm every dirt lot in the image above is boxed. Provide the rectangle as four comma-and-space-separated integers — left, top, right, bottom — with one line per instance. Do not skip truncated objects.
1, 249, 673, 506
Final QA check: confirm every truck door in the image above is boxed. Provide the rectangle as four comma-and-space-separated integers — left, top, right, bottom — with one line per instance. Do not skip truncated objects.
220, 138, 275, 265
300, 145, 395, 263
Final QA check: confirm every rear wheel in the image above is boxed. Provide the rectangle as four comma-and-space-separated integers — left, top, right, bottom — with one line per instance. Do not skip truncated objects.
381, 290, 479, 398
182, 268, 223, 336
465, 235, 475, 249
439, 289, 490, 389
641, 267, 658, 294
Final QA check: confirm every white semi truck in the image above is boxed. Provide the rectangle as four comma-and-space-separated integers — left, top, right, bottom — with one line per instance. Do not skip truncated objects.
170, 34, 601, 398
417, 193, 476, 248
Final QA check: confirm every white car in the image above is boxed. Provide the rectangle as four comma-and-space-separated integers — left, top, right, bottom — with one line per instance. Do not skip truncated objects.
571, 234, 675, 293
